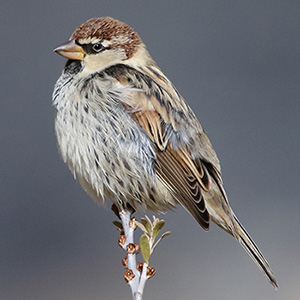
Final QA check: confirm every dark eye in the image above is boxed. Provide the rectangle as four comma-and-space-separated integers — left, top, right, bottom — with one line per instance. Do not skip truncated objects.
92, 43, 104, 52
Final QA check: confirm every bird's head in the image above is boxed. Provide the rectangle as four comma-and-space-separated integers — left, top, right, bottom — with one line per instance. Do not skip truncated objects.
54, 17, 151, 74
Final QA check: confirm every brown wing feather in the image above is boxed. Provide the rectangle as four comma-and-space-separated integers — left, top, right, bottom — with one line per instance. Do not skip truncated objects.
131, 109, 172, 150
109, 63, 213, 229
155, 145, 210, 229
106, 64, 278, 287
130, 108, 210, 230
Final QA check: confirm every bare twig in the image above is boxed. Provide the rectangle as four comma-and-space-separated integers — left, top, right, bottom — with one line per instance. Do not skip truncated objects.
116, 210, 170, 300
119, 210, 141, 299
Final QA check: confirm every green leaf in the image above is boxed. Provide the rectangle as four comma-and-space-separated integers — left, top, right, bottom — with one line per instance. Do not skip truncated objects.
145, 216, 152, 227
160, 231, 171, 239
112, 221, 123, 230
140, 234, 151, 263
153, 231, 171, 250
135, 220, 147, 233
152, 216, 159, 227
152, 220, 165, 239
141, 218, 152, 234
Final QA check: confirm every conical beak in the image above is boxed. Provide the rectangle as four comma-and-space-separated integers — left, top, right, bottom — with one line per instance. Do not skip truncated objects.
54, 39, 85, 60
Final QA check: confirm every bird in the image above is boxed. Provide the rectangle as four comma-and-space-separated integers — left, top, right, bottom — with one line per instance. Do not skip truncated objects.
53, 16, 277, 288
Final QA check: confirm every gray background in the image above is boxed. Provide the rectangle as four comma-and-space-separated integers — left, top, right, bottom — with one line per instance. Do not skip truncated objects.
1, 1, 299, 299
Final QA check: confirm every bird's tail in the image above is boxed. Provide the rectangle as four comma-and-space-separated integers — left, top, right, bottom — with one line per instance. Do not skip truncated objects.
233, 215, 278, 289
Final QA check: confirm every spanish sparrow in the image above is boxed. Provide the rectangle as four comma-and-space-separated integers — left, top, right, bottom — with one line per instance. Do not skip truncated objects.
53, 17, 277, 288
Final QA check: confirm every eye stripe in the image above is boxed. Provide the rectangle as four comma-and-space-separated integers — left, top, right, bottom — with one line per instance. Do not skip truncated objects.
79, 42, 107, 54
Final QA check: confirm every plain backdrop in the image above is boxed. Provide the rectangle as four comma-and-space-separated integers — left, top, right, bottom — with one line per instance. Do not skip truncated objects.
1, 1, 300, 299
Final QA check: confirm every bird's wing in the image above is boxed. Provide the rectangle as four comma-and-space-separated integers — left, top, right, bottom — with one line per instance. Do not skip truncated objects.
104, 64, 279, 287
104, 63, 228, 230
131, 108, 211, 229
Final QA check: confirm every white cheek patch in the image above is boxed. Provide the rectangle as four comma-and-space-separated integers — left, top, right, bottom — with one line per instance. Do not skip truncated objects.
79, 48, 127, 76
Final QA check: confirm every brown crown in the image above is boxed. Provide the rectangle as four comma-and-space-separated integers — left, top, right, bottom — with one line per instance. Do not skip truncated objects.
71, 17, 142, 59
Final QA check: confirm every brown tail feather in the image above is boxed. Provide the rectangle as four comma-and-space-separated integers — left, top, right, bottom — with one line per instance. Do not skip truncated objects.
234, 215, 278, 289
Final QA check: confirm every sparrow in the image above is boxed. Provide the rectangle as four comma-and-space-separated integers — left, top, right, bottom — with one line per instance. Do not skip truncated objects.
53, 17, 277, 288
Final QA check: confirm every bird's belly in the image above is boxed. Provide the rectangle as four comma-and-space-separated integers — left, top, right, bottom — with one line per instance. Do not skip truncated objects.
54, 97, 175, 212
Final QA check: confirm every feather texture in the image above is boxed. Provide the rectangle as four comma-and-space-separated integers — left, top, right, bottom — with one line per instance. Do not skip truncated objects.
53, 17, 277, 288
105, 63, 277, 286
